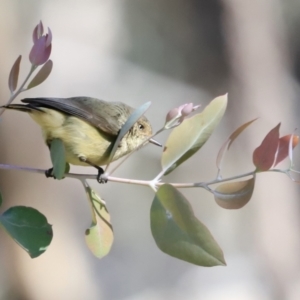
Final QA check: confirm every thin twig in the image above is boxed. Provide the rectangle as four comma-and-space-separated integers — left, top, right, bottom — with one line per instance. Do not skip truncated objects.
0, 65, 36, 116
0, 163, 281, 191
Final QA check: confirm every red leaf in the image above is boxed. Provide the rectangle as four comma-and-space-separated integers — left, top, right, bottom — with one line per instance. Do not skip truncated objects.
274, 134, 299, 166
253, 123, 280, 171
8, 55, 22, 93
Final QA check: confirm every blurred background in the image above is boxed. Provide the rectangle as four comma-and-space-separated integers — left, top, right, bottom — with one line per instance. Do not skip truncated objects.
0, 0, 300, 299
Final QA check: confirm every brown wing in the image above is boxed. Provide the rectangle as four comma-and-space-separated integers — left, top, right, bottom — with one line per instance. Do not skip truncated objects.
21, 97, 134, 136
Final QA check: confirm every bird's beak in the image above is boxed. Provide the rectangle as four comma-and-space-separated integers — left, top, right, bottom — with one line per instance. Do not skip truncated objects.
149, 138, 162, 147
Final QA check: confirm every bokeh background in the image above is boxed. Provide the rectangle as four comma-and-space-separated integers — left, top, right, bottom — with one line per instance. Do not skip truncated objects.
1, 0, 300, 299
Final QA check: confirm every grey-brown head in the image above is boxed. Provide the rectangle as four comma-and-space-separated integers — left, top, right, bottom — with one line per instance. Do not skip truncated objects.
122, 114, 161, 152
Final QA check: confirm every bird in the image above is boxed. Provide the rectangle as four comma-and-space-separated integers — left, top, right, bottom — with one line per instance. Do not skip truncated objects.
3, 97, 161, 182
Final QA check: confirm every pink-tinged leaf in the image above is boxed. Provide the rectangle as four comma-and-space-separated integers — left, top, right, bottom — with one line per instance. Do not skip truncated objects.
27, 60, 53, 90
253, 123, 280, 171
8, 55, 22, 93
216, 118, 257, 171
30, 21, 52, 66
29, 36, 52, 66
33, 21, 44, 43
166, 107, 179, 123
214, 176, 255, 209
46, 27, 52, 47
181, 103, 194, 116
274, 134, 299, 166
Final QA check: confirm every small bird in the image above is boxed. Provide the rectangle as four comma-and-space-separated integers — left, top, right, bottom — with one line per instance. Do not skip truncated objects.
4, 97, 161, 181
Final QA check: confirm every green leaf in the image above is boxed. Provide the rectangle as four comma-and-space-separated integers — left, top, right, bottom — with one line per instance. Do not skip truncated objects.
214, 176, 255, 209
50, 138, 66, 180
162, 94, 227, 175
27, 60, 53, 90
0, 206, 53, 258
85, 187, 114, 258
151, 184, 226, 267
106, 101, 151, 167
8, 55, 22, 93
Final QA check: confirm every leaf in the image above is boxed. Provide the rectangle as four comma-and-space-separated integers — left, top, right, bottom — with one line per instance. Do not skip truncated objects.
161, 94, 227, 175
253, 123, 280, 171
274, 134, 299, 166
27, 60, 53, 90
0, 206, 53, 258
8, 55, 22, 93
85, 187, 114, 258
106, 101, 151, 168
151, 184, 226, 267
213, 176, 255, 209
216, 118, 257, 171
50, 138, 66, 180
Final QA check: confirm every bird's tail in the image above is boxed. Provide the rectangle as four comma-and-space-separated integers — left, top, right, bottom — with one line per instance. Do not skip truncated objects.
1, 104, 43, 113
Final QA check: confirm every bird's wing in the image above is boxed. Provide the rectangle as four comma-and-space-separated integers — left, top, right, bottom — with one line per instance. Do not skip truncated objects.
21, 97, 133, 136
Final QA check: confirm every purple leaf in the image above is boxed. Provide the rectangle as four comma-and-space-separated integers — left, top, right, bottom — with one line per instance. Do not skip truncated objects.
27, 60, 53, 89
8, 55, 22, 93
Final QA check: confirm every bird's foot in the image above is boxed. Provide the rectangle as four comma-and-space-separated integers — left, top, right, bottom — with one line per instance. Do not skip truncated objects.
45, 167, 56, 179
79, 156, 107, 184
97, 168, 108, 184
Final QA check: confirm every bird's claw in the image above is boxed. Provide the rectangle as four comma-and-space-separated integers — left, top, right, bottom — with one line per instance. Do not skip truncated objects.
45, 167, 57, 179
97, 168, 108, 184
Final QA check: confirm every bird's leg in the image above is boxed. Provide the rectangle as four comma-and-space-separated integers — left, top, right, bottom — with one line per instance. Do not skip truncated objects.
45, 141, 56, 179
79, 156, 107, 183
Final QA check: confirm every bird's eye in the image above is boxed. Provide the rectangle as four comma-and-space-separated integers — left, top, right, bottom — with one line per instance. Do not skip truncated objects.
138, 123, 145, 130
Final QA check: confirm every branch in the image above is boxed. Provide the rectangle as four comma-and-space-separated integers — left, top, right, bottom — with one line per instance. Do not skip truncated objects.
0, 163, 276, 191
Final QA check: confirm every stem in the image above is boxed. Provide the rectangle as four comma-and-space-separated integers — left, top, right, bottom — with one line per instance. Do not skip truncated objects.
153, 169, 166, 182
0, 163, 259, 190
0, 163, 46, 175
0, 65, 37, 117
202, 170, 256, 186
80, 179, 97, 223
290, 168, 300, 174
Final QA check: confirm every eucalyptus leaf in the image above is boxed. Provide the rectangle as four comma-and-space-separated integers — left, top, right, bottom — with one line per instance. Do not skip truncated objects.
8, 55, 22, 93
253, 123, 280, 171
214, 176, 255, 209
27, 60, 53, 90
50, 138, 66, 179
216, 118, 257, 172
162, 95, 227, 175
85, 187, 114, 258
151, 184, 226, 267
0, 206, 53, 258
